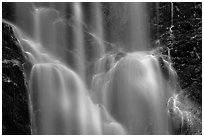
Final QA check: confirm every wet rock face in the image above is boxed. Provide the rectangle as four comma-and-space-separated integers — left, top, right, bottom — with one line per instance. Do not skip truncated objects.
150, 2, 202, 105
148, 2, 202, 135
2, 22, 31, 135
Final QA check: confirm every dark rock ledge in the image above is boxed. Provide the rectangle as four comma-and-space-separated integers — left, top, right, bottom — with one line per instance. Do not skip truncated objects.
2, 22, 31, 135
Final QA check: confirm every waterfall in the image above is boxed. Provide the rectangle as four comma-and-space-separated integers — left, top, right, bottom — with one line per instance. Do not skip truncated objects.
128, 3, 149, 51
7, 2, 182, 135
91, 52, 177, 134
93, 2, 105, 56
73, 3, 86, 81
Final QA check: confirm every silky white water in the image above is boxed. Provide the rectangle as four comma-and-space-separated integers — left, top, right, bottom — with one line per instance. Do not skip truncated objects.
8, 2, 182, 134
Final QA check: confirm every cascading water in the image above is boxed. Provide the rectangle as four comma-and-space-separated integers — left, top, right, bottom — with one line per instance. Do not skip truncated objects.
91, 51, 178, 134
5, 2, 184, 135
73, 3, 86, 81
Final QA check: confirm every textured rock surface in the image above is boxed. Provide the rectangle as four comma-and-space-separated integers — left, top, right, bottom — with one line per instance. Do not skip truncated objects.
150, 2, 202, 105
2, 22, 31, 135
149, 2, 202, 135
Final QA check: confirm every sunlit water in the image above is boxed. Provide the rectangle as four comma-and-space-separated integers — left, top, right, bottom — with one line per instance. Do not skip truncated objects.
4, 2, 190, 135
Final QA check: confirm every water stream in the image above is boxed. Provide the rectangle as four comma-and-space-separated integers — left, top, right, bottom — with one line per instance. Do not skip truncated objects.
6, 2, 183, 134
